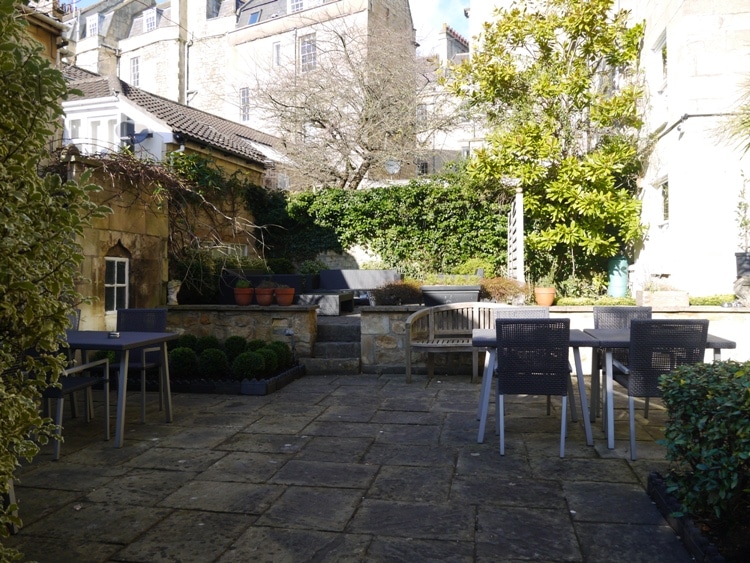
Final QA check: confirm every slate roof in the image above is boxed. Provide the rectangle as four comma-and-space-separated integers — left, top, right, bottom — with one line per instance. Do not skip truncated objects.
63, 65, 275, 166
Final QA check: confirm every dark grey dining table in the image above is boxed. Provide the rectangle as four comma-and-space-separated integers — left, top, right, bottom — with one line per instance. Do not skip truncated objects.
584, 328, 737, 449
66, 330, 179, 447
472, 328, 597, 447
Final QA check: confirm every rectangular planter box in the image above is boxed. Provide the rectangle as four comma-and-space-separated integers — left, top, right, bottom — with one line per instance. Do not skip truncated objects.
636, 290, 690, 307
421, 285, 481, 307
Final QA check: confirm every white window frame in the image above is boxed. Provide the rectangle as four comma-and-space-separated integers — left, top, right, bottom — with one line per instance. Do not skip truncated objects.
299, 33, 316, 73
653, 30, 667, 94
272, 41, 281, 67
239, 87, 250, 121
248, 10, 261, 24
290, 0, 304, 12
130, 57, 140, 87
86, 14, 99, 38
104, 257, 129, 313
144, 8, 157, 32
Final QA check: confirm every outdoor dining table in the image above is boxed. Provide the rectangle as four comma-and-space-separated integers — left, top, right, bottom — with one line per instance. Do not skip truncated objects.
584, 328, 737, 450
472, 328, 597, 447
65, 330, 179, 448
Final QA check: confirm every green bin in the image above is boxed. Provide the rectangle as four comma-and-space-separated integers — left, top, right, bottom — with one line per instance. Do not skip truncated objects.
607, 255, 628, 297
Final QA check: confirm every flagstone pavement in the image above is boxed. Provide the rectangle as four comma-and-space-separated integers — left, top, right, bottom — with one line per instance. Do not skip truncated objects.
5, 372, 691, 562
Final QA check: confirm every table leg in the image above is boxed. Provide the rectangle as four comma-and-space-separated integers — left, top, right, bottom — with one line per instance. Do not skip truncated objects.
115, 350, 129, 448
590, 349, 600, 422
161, 343, 173, 422
477, 349, 495, 443
605, 349, 615, 449
572, 347, 593, 446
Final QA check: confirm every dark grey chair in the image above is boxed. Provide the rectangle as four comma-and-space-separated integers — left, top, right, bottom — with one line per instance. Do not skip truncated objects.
591, 306, 652, 420
115, 308, 168, 422
612, 319, 708, 460
495, 318, 571, 457
43, 357, 110, 460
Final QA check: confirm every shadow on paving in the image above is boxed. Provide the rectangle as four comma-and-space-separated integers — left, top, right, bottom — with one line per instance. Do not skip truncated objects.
6, 372, 690, 562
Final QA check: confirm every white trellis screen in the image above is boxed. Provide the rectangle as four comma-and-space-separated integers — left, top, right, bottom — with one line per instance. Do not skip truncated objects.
506, 188, 524, 282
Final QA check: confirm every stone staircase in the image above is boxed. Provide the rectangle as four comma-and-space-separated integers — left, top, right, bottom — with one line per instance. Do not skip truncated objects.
299, 314, 361, 375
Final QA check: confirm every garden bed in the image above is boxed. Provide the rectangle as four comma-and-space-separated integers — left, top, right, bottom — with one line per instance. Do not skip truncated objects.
129, 365, 305, 396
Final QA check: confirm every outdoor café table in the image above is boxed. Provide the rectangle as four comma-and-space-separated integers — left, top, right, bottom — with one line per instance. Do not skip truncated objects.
472, 328, 596, 447
583, 328, 737, 450
66, 330, 179, 448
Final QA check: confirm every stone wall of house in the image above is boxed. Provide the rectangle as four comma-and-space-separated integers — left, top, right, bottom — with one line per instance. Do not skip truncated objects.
166, 304, 317, 357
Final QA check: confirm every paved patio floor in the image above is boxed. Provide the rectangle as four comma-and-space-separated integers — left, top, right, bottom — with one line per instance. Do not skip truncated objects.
6, 372, 690, 562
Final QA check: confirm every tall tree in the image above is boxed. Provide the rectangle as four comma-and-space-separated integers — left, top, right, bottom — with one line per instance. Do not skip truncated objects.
246, 17, 458, 190
449, 0, 645, 282
0, 1, 108, 550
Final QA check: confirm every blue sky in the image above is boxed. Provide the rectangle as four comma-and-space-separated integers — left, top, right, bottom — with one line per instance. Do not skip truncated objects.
66, 0, 472, 56
410, 0, 471, 56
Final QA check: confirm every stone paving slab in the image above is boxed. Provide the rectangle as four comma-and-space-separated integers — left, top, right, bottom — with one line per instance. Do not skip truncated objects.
5, 373, 693, 562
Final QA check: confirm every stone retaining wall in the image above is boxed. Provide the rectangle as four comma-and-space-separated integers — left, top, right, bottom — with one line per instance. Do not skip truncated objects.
167, 305, 317, 357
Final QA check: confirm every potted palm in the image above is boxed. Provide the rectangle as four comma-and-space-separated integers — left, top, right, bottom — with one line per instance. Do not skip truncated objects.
233, 279, 254, 305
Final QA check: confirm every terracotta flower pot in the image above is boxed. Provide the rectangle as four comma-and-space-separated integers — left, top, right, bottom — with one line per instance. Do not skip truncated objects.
534, 287, 556, 306
233, 287, 254, 306
275, 287, 295, 306
255, 288, 274, 306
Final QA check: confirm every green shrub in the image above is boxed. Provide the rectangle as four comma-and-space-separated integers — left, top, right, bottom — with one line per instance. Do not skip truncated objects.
268, 341, 293, 368
267, 257, 295, 274
659, 361, 750, 525
247, 339, 267, 352
298, 259, 326, 275
197, 348, 229, 380
689, 294, 736, 306
369, 280, 422, 305
223, 335, 248, 362
452, 258, 495, 277
169, 347, 199, 380
255, 347, 278, 377
174, 333, 199, 352
480, 277, 526, 303
196, 335, 222, 354
231, 351, 266, 381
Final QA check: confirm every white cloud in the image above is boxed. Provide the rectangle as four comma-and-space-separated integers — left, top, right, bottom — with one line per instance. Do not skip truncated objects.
410, 0, 470, 57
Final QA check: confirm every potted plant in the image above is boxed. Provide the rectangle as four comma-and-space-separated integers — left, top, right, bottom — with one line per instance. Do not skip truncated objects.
736, 177, 750, 278
298, 259, 326, 292
255, 280, 276, 306
419, 273, 482, 306
368, 280, 422, 305
533, 274, 556, 306
233, 278, 254, 305
274, 283, 295, 306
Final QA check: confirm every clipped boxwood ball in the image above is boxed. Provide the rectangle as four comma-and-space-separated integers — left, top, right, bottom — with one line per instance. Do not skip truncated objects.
268, 340, 293, 368
231, 351, 266, 381
169, 347, 198, 380
197, 348, 229, 380
255, 347, 278, 377
224, 335, 248, 362
196, 335, 222, 354
246, 339, 267, 352
175, 333, 199, 352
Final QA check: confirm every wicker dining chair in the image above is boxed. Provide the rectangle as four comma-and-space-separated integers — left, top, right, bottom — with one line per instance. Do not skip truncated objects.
495, 318, 571, 458
115, 308, 168, 422
592, 306, 652, 419
612, 319, 708, 460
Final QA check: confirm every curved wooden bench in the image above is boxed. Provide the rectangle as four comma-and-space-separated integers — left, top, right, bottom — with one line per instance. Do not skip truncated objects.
405, 302, 512, 383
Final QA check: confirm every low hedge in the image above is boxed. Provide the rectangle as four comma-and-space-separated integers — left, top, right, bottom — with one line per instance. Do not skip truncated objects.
659, 361, 750, 525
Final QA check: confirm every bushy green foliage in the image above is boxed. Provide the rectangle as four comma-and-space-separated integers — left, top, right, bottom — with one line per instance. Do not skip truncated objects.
266, 258, 295, 274
555, 296, 636, 306
197, 348, 229, 380
231, 351, 266, 381
255, 348, 278, 377
480, 277, 527, 303
448, 0, 645, 283
452, 258, 496, 277
369, 281, 422, 305
267, 341, 293, 369
168, 347, 199, 380
223, 336, 248, 363
0, 2, 110, 547
195, 335, 222, 355
247, 339, 267, 352
659, 361, 750, 526
689, 295, 736, 306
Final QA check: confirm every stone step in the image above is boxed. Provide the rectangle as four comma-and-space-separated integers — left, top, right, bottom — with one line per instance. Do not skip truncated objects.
313, 341, 361, 358
316, 322, 361, 343
299, 356, 361, 375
